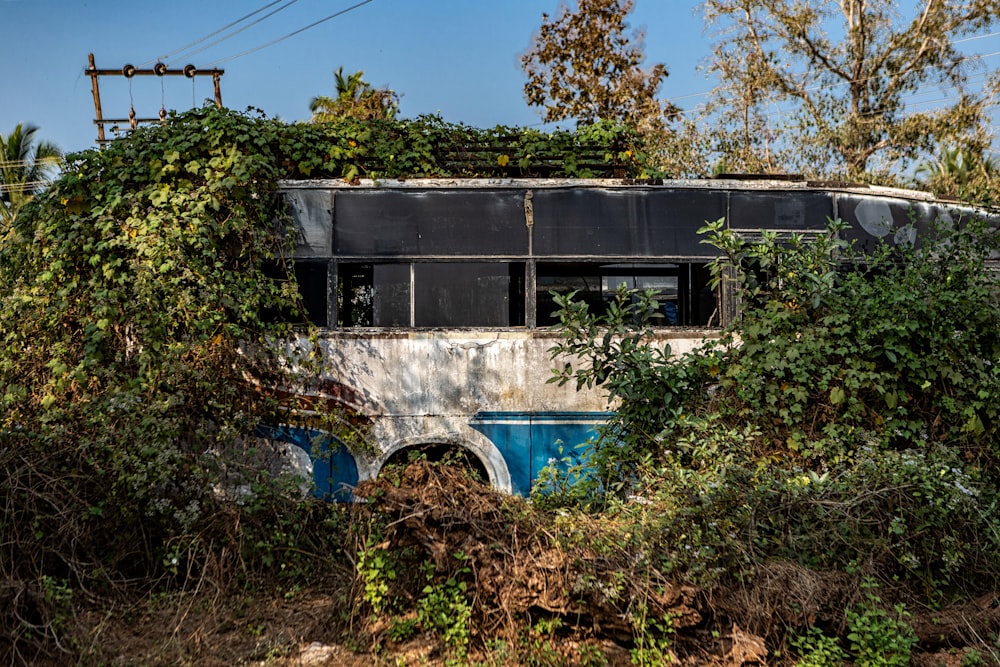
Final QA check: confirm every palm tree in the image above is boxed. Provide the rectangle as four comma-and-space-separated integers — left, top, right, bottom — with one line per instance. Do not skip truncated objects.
914, 145, 998, 197
0, 123, 61, 226
309, 67, 399, 122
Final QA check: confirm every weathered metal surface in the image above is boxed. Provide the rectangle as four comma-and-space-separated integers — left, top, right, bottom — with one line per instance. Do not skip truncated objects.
309, 329, 710, 495
273, 178, 998, 497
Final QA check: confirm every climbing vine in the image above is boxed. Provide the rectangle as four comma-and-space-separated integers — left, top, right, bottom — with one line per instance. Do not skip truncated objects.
0, 106, 646, 660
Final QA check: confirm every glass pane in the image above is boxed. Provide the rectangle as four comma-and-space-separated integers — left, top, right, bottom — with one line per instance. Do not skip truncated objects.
374, 264, 411, 327
414, 263, 512, 327
333, 190, 529, 256
294, 261, 328, 327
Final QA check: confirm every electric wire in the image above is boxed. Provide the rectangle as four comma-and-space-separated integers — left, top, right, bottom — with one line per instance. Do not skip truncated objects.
0, 181, 52, 192
160, 0, 302, 65
142, 0, 288, 66
0, 160, 61, 168
207, 0, 374, 66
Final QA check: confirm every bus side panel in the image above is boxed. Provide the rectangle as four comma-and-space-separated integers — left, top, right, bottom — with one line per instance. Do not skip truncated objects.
256, 425, 360, 501
469, 415, 533, 496
527, 414, 604, 486
471, 411, 607, 497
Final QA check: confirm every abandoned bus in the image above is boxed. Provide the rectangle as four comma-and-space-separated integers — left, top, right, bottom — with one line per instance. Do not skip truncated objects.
263, 177, 983, 499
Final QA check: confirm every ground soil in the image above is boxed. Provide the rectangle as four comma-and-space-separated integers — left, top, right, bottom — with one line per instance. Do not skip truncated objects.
44, 586, 997, 666
13, 462, 1000, 666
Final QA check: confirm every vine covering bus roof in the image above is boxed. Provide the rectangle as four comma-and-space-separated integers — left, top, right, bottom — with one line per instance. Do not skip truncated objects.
270, 112, 641, 181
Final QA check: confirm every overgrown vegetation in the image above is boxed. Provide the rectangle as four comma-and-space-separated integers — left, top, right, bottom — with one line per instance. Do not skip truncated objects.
0, 107, 646, 664
545, 213, 1000, 662
0, 106, 350, 664
4, 105, 1000, 665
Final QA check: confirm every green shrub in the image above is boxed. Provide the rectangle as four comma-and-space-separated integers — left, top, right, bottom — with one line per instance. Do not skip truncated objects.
547, 215, 1000, 596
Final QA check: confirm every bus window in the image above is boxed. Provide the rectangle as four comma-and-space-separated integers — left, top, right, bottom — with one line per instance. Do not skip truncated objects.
338, 262, 526, 328
337, 263, 373, 327
293, 261, 329, 327
373, 264, 411, 327
536, 262, 717, 327
414, 263, 517, 327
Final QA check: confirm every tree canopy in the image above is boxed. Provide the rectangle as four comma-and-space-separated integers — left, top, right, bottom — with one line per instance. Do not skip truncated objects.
310, 67, 399, 122
914, 145, 999, 205
521, 0, 679, 135
701, 0, 1000, 178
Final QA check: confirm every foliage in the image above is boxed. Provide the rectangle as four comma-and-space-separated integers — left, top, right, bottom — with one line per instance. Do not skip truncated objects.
914, 145, 1000, 207
0, 106, 347, 661
547, 285, 707, 499
546, 214, 1000, 598
793, 580, 917, 667
416, 555, 473, 658
0, 123, 61, 226
700, 216, 1000, 460
309, 67, 399, 122
357, 537, 399, 616
521, 0, 679, 136
278, 112, 642, 181
629, 604, 677, 666
791, 625, 848, 667
700, 0, 1000, 178
845, 581, 918, 667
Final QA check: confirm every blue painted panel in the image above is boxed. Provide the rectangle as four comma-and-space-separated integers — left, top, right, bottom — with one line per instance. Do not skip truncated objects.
470, 412, 608, 496
528, 418, 597, 481
255, 425, 359, 501
469, 415, 533, 496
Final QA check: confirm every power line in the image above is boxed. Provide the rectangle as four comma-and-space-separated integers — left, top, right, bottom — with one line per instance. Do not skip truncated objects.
0, 160, 55, 169
0, 181, 52, 192
160, 0, 302, 65
956, 30, 1000, 44
208, 0, 375, 66
143, 0, 288, 66
665, 47, 1000, 119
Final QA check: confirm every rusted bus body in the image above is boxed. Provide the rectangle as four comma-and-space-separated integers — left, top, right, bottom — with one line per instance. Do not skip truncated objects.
292, 329, 712, 497
269, 178, 989, 499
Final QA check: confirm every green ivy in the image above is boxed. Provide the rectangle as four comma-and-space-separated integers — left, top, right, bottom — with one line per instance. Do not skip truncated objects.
0, 108, 327, 655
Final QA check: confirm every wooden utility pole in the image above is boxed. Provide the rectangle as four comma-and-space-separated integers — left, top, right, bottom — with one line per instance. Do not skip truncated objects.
86, 53, 224, 147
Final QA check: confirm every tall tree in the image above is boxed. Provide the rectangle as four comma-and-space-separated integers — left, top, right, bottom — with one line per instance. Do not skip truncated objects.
0, 124, 61, 226
521, 0, 679, 135
701, 0, 1000, 179
310, 67, 399, 122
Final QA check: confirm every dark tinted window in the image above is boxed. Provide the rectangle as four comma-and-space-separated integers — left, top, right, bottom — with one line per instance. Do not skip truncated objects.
532, 189, 727, 256
333, 190, 529, 256
728, 191, 833, 230
294, 261, 329, 327
338, 262, 525, 327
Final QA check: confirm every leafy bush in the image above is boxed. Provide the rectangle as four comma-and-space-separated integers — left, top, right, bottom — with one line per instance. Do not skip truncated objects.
0, 107, 329, 660
546, 214, 1000, 598
791, 580, 918, 667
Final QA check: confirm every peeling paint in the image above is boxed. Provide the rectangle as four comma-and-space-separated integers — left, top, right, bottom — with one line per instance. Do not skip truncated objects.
270, 178, 998, 498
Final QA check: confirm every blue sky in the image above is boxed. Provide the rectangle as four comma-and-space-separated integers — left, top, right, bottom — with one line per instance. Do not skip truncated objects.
2, 1, 997, 161
0, 0, 715, 156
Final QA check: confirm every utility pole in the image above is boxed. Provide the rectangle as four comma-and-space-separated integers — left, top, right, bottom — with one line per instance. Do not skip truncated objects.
85, 53, 224, 147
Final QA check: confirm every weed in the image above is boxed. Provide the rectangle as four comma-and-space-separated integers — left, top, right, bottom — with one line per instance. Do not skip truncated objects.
416, 554, 472, 658
846, 581, 918, 667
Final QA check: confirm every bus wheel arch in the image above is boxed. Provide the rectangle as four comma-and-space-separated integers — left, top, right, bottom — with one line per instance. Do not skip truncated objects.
376, 430, 512, 494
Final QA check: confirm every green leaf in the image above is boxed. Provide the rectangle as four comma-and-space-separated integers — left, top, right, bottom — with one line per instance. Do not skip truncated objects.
829, 386, 845, 405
